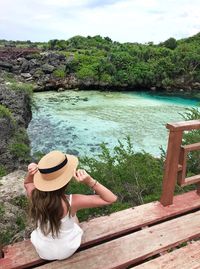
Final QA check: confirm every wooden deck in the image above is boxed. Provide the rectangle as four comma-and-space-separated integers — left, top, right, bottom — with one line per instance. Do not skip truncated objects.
0, 119, 200, 269
1, 190, 200, 269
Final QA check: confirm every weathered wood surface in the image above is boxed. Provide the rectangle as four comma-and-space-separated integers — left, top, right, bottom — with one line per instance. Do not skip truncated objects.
81, 190, 200, 246
182, 175, 200, 187
37, 210, 200, 269
160, 130, 183, 205
178, 143, 200, 186
167, 120, 200, 131
1, 191, 200, 269
182, 142, 200, 152
133, 241, 200, 269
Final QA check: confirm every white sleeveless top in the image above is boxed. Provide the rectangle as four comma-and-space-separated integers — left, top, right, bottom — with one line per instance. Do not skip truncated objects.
30, 195, 83, 260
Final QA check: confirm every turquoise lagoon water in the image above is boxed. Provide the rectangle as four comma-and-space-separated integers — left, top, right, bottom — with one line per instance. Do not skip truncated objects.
27, 90, 199, 157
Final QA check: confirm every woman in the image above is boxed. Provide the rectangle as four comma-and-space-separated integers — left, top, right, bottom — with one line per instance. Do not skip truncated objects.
24, 150, 117, 260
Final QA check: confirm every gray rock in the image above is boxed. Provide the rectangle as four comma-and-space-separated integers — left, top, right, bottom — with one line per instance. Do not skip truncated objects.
21, 59, 30, 73
0, 85, 32, 127
0, 170, 34, 244
0, 170, 26, 200
0, 61, 13, 71
0, 83, 32, 171
42, 63, 55, 74
21, 73, 32, 79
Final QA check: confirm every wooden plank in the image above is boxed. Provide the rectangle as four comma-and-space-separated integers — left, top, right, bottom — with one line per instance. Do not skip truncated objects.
166, 120, 200, 131
1, 191, 200, 269
182, 142, 200, 152
0, 240, 42, 269
37, 211, 200, 269
178, 144, 200, 186
177, 148, 185, 185
181, 175, 200, 187
81, 190, 200, 247
133, 241, 200, 269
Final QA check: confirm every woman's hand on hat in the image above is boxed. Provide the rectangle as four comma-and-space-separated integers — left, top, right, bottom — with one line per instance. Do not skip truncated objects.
73, 169, 94, 186
28, 163, 38, 176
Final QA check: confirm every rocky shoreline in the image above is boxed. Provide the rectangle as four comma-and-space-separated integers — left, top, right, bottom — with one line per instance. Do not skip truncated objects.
0, 47, 200, 93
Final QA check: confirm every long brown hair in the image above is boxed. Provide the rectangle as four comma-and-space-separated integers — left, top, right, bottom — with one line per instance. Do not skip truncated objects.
30, 184, 70, 237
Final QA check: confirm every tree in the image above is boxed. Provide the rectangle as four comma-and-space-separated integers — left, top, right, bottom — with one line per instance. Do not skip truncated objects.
163, 37, 177, 50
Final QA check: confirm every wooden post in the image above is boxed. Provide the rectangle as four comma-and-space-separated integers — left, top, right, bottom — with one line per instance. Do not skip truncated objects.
196, 184, 200, 195
160, 130, 183, 206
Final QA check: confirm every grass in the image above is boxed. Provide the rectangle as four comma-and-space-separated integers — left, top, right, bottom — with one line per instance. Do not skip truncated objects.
8, 128, 31, 162
16, 215, 26, 231
0, 203, 5, 217
53, 68, 66, 78
9, 142, 30, 161
8, 82, 34, 96
0, 104, 13, 119
11, 195, 29, 209
0, 165, 7, 177
0, 229, 14, 245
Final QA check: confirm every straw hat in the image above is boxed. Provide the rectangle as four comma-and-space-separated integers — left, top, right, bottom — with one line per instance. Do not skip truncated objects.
34, 151, 78, 191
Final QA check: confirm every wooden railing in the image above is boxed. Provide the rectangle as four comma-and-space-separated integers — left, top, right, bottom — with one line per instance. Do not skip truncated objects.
160, 120, 200, 206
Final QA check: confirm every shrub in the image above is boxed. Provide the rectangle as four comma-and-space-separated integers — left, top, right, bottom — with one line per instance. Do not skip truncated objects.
0, 229, 14, 245
11, 195, 28, 209
70, 137, 164, 221
0, 105, 13, 119
9, 142, 30, 161
16, 215, 26, 231
53, 69, 65, 78
8, 82, 34, 96
8, 128, 31, 162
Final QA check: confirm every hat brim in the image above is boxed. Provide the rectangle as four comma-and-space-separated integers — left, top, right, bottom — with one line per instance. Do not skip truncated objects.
33, 154, 78, 191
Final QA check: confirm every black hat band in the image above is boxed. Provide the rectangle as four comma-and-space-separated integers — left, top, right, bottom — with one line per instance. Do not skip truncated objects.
38, 156, 68, 174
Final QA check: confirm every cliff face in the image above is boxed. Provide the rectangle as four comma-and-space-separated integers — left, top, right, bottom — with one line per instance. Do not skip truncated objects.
0, 48, 79, 91
0, 84, 32, 127
0, 80, 32, 172
0, 170, 33, 246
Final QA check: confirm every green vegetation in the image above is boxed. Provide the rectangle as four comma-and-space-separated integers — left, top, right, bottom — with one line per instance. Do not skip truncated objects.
1, 33, 200, 90
16, 215, 26, 231
0, 104, 13, 119
8, 82, 34, 96
0, 165, 7, 177
44, 33, 200, 90
66, 137, 163, 221
0, 203, 5, 217
11, 195, 29, 209
53, 68, 66, 78
2, 72, 16, 83
0, 196, 28, 246
0, 229, 14, 245
8, 128, 31, 162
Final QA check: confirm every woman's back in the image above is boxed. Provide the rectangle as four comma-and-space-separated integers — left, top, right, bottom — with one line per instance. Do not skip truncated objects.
30, 194, 83, 260
24, 150, 117, 260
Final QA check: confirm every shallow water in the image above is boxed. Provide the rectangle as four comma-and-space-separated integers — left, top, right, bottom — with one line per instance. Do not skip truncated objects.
27, 90, 199, 157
